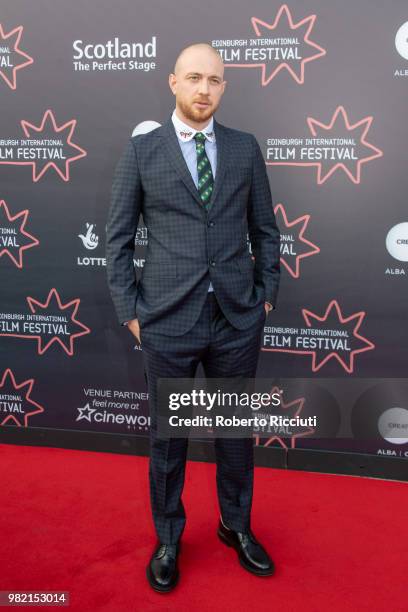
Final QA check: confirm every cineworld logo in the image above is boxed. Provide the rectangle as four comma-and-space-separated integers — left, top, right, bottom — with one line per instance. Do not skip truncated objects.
265, 106, 383, 184
212, 4, 326, 85
0, 199, 39, 268
0, 288, 90, 355
0, 368, 44, 427
0, 23, 33, 90
76, 403, 150, 430
0, 109, 87, 181
274, 203, 320, 278
262, 300, 375, 373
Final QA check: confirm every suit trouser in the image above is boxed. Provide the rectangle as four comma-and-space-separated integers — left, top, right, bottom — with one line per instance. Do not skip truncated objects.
140, 291, 266, 544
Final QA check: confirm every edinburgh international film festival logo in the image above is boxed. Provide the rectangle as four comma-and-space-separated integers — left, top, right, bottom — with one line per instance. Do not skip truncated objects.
212, 4, 326, 85
0, 369, 44, 427
265, 106, 383, 184
274, 202, 320, 278
0, 199, 39, 268
0, 23, 33, 90
0, 109, 87, 181
0, 289, 90, 356
262, 300, 375, 374
253, 385, 315, 450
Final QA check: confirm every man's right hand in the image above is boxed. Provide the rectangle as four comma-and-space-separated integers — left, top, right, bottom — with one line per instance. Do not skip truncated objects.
127, 318, 141, 343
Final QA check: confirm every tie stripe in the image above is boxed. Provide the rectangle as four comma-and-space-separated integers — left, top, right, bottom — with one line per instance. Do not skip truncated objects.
194, 132, 214, 210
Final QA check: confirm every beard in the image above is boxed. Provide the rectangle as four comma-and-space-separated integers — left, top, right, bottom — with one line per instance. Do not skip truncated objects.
178, 97, 218, 125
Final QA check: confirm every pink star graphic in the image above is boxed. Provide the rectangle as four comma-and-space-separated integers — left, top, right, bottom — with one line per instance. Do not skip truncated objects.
274, 203, 320, 278
267, 105, 383, 184
263, 300, 375, 373
19, 109, 87, 181
253, 386, 314, 449
306, 106, 383, 184
0, 23, 33, 90
24, 288, 91, 355
226, 5, 326, 85
301, 300, 375, 372
0, 199, 39, 268
0, 368, 44, 427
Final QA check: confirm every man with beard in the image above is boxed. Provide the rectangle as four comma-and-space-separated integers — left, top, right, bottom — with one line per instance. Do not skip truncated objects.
106, 42, 280, 592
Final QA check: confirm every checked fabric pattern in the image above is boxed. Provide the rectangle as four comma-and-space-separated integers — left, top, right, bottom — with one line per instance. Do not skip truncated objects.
194, 132, 214, 210
106, 114, 281, 335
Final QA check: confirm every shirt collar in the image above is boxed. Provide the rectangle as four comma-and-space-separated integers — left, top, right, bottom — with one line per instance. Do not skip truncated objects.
171, 108, 215, 143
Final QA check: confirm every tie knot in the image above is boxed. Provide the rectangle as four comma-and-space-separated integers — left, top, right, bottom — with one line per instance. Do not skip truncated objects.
194, 132, 206, 143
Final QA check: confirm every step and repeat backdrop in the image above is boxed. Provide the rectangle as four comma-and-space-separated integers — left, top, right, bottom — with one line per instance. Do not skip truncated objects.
0, 1, 407, 467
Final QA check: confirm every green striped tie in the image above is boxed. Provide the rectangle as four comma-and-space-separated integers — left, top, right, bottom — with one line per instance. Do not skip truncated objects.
194, 132, 214, 211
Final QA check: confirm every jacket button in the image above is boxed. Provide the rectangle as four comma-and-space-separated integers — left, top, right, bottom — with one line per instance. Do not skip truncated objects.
210, 260, 216, 267
208, 220, 215, 227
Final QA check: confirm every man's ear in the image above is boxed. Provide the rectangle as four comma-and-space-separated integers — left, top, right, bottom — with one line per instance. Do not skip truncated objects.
169, 73, 177, 94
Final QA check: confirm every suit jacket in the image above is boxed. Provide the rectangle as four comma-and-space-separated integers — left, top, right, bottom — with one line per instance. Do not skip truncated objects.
106, 114, 280, 336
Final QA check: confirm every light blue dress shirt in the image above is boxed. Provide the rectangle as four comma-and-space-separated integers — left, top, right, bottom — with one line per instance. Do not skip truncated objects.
171, 108, 216, 293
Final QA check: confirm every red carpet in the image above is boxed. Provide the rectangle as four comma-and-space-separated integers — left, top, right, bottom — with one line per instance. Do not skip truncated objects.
0, 442, 407, 611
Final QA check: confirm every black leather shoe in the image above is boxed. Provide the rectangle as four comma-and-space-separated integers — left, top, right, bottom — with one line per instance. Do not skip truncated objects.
217, 519, 275, 576
146, 541, 180, 592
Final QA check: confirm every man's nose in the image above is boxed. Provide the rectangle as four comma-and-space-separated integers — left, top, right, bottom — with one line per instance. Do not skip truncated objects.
198, 78, 209, 94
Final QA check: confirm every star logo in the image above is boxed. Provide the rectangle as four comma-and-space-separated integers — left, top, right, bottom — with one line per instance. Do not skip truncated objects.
263, 300, 375, 373
0, 199, 39, 268
301, 301, 375, 372
19, 109, 87, 181
76, 403, 97, 423
23, 288, 91, 355
267, 106, 383, 184
0, 368, 44, 427
226, 5, 326, 85
253, 386, 314, 449
306, 106, 384, 184
0, 23, 33, 90
274, 203, 320, 278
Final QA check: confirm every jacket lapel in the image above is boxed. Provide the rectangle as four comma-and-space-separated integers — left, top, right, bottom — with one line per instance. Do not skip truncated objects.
160, 114, 230, 214
160, 116, 203, 208
210, 117, 228, 211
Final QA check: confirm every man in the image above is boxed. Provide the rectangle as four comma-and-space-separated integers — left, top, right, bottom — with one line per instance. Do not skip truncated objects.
106, 42, 280, 593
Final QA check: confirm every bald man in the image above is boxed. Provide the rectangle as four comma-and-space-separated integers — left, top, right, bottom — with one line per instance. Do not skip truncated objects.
106, 42, 280, 592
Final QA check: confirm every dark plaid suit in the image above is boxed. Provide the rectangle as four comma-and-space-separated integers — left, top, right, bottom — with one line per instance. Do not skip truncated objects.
106, 114, 280, 543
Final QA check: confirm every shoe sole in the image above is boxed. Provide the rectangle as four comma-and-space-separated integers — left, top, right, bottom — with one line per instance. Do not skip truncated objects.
217, 529, 275, 577
146, 565, 179, 593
